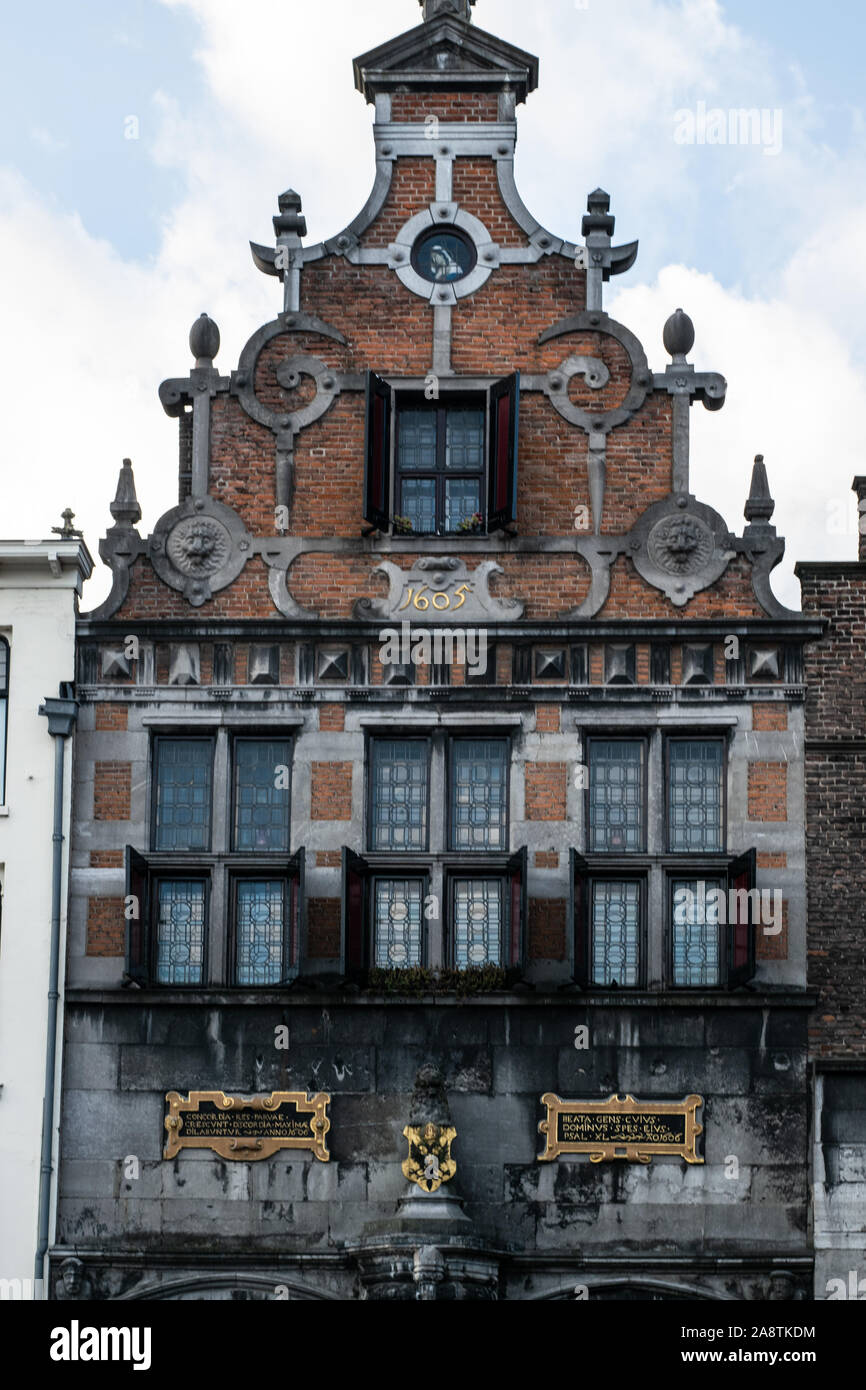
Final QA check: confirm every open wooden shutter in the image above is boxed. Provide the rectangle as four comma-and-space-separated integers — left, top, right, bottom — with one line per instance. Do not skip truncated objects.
506, 846, 527, 969
488, 372, 520, 530
727, 847, 757, 988
363, 371, 391, 529
341, 848, 368, 975
123, 846, 150, 987
285, 847, 305, 982
570, 849, 590, 988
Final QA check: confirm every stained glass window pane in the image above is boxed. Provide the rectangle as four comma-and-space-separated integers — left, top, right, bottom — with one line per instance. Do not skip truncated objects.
445, 409, 484, 470
450, 738, 508, 850
445, 478, 481, 532
156, 880, 206, 985
154, 739, 213, 851
233, 739, 291, 852
591, 881, 640, 987
453, 878, 502, 969
370, 740, 428, 851
672, 877, 722, 986
373, 878, 423, 969
400, 477, 436, 533
398, 411, 437, 471
589, 740, 645, 852
236, 880, 285, 986
668, 740, 724, 852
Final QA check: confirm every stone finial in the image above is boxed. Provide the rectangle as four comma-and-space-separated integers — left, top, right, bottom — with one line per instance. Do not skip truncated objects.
273, 189, 307, 239
419, 0, 476, 21
744, 455, 776, 526
109, 458, 142, 528
189, 313, 220, 366
579, 188, 638, 311
51, 507, 84, 539
582, 187, 615, 237
663, 308, 696, 359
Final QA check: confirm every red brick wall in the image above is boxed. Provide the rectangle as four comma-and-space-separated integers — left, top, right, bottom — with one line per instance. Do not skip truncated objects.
534, 851, 559, 869
390, 92, 500, 123
93, 703, 128, 731
528, 899, 567, 960
86, 898, 124, 956
524, 764, 567, 821
753, 703, 788, 731
307, 898, 341, 958
319, 704, 345, 732
535, 705, 561, 733
756, 900, 789, 962
748, 762, 788, 821
800, 564, 866, 1057
93, 763, 131, 821
310, 763, 353, 820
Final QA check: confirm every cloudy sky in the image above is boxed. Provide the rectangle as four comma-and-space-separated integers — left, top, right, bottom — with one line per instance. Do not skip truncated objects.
2, 0, 864, 608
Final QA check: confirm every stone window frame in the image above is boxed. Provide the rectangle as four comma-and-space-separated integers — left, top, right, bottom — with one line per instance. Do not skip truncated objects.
368, 374, 519, 538
579, 727, 734, 990
359, 728, 520, 971
393, 392, 487, 536
128, 727, 302, 988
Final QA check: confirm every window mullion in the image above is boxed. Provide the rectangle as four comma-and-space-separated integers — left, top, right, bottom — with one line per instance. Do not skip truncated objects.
209, 730, 230, 985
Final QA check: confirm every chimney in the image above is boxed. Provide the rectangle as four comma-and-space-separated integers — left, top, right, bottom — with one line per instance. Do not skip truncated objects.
853, 478, 866, 561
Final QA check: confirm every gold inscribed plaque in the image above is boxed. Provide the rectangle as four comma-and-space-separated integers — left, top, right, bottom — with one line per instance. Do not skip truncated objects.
164, 1091, 331, 1162
538, 1093, 704, 1165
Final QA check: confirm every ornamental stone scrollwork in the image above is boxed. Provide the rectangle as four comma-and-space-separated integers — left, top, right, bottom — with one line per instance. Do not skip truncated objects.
151, 497, 253, 607
354, 556, 524, 622
628, 495, 736, 607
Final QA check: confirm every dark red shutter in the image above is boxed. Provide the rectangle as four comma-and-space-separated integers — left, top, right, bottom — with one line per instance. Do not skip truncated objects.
488, 372, 520, 530
123, 846, 150, 987
341, 848, 368, 975
286, 847, 305, 981
570, 849, 590, 988
364, 371, 391, 529
727, 848, 757, 988
506, 847, 527, 969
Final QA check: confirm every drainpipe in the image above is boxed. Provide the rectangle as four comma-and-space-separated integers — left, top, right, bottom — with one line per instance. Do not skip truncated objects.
34, 689, 78, 1295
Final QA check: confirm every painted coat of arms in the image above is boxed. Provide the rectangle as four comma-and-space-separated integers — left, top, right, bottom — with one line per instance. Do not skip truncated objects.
402, 1123, 457, 1193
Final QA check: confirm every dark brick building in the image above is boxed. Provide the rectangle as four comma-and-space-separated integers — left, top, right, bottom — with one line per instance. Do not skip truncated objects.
797, 482, 866, 1300
53, 0, 822, 1301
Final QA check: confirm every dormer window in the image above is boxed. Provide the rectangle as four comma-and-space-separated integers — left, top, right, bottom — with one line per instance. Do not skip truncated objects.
364, 372, 519, 536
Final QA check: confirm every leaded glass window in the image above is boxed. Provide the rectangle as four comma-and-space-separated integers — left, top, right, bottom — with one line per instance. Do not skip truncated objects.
0, 638, 8, 804
452, 878, 502, 968
450, 738, 508, 850
235, 880, 286, 986
153, 738, 213, 851
373, 877, 424, 968
591, 880, 641, 987
369, 739, 428, 851
671, 877, 722, 986
668, 739, 724, 852
396, 403, 484, 535
156, 879, 206, 985
232, 738, 291, 852
588, 740, 645, 852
